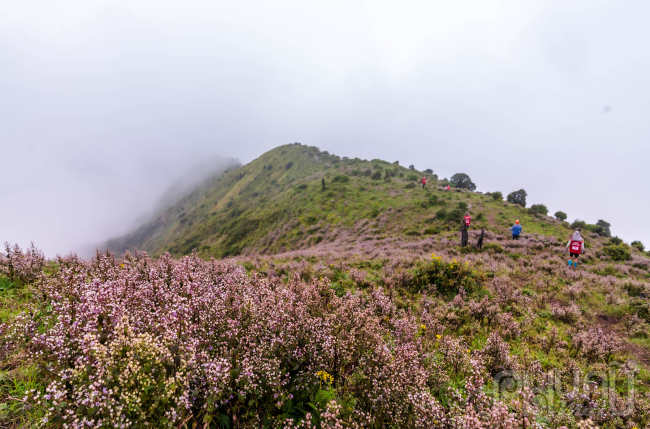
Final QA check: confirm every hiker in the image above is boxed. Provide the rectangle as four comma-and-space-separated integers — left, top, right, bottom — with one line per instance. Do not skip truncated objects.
463, 212, 472, 229
422, 176, 426, 189
510, 220, 522, 240
566, 231, 585, 268
446, 185, 451, 191
477, 229, 485, 249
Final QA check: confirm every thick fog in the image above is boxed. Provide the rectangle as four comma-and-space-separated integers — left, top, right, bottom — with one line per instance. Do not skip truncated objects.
1, 0, 649, 256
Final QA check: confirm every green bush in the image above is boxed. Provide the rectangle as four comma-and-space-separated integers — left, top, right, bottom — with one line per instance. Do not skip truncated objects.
405, 182, 416, 189
407, 173, 419, 181
332, 175, 349, 183
608, 236, 624, 245
297, 184, 308, 190
484, 243, 504, 254
457, 202, 468, 211
571, 219, 588, 230
436, 208, 447, 218
476, 212, 485, 220
506, 189, 527, 207
371, 171, 382, 180
492, 192, 503, 201
363, 169, 372, 177
429, 195, 438, 205
423, 227, 440, 235
446, 209, 463, 222
286, 162, 293, 169
554, 211, 567, 221
530, 204, 548, 216
603, 244, 631, 261
411, 256, 484, 295
631, 241, 645, 252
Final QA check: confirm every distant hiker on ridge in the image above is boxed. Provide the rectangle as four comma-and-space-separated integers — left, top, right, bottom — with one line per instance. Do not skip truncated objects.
446, 185, 451, 191
463, 212, 472, 229
566, 231, 585, 269
510, 220, 522, 240
422, 176, 427, 189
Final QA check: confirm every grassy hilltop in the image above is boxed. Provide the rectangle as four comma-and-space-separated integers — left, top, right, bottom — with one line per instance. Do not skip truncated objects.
108, 143, 573, 258
2, 144, 650, 428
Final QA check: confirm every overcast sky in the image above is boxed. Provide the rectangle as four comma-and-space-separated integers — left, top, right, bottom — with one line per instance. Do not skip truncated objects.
1, 0, 649, 256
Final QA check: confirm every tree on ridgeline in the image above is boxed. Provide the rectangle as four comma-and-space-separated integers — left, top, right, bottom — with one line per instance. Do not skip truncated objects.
507, 189, 527, 207
450, 173, 476, 191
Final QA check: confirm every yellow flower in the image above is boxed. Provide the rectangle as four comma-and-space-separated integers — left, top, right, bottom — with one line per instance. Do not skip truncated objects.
120, 264, 124, 268
467, 349, 470, 353
436, 335, 441, 339
420, 325, 426, 330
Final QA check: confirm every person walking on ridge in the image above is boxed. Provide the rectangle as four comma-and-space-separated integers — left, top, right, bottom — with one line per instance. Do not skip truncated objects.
463, 212, 472, 229
510, 220, 522, 240
566, 231, 585, 268
422, 176, 427, 189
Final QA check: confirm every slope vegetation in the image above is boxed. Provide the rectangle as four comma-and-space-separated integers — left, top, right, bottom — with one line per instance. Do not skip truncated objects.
109, 143, 576, 258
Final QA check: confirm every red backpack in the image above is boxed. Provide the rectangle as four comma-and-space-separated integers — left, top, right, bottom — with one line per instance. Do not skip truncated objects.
570, 239, 582, 253
464, 215, 471, 226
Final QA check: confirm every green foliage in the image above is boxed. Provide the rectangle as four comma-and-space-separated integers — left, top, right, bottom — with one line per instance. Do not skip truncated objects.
408, 164, 415, 171
457, 202, 468, 211
571, 219, 587, 230
554, 211, 567, 221
506, 189, 527, 207
405, 182, 416, 189
428, 195, 439, 205
297, 184, 308, 190
597, 220, 612, 237
407, 173, 419, 181
286, 162, 294, 169
332, 175, 349, 183
423, 227, 440, 235
436, 208, 447, 219
632, 241, 645, 252
602, 244, 631, 262
609, 236, 624, 246
450, 173, 476, 191
491, 192, 503, 201
424, 168, 433, 174
529, 204, 548, 216
371, 171, 382, 180
483, 243, 504, 254
446, 209, 463, 223
411, 256, 484, 295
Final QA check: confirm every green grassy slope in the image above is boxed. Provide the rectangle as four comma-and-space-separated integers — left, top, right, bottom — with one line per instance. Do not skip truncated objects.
109, 143, 579, 258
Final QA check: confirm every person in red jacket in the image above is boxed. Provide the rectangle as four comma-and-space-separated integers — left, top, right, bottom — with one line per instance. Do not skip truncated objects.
463, 212, 472, 228
422, 176, 427, 189
565, 231, 585, 268
446, 185, 451, 191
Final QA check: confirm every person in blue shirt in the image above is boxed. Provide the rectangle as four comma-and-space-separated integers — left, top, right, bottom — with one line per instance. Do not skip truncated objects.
510, 220, 522, 240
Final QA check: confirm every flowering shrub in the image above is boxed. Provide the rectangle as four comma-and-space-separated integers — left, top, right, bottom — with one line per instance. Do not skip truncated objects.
0, 242, 45, 284
1, 230, 649, 427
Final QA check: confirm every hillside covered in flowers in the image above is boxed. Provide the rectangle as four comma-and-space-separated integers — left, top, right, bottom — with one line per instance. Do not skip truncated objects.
2, 144, 650, 428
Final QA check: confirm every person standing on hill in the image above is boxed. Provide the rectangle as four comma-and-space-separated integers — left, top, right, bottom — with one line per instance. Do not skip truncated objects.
565, 231, 585, 268
422, 176, 427, 189
510, 220, 522, 240
446, 185, 451, 191
463, 212, 472, 229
